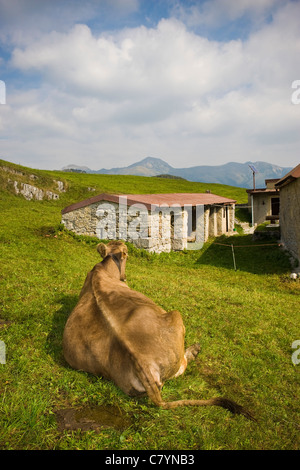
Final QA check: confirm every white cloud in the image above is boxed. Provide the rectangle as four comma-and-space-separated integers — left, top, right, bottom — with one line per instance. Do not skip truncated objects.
2, 1, 300, 169
11, 20, 247, 104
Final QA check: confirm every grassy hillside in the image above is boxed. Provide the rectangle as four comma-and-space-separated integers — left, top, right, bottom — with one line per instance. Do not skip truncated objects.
0, 158, 248, 210
48, 170, 248, 204
0, 159, 299, 450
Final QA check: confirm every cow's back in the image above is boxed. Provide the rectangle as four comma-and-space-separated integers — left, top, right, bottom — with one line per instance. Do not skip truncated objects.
63, 253, 186, 398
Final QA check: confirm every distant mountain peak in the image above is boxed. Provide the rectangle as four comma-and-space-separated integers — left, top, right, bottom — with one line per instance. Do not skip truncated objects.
128, 156, 173, 170
138, 156, 171, 164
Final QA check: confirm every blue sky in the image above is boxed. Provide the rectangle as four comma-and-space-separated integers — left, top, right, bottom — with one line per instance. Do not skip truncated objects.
0, 0, 299, 170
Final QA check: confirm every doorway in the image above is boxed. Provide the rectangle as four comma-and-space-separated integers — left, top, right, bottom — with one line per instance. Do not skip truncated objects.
271, 197, 280, 216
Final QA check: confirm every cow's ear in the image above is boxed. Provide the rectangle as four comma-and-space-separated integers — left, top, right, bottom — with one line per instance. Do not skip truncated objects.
97, 243, 108, 258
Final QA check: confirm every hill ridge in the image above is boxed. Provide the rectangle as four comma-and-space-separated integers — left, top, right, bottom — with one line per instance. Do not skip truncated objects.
1, 158, 248, 204
62, 157, 292, 189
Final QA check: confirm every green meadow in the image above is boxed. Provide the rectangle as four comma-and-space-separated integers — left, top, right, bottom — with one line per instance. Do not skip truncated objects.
0, 160, 299, 450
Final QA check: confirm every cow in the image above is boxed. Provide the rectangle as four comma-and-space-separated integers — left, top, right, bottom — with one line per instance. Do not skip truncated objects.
63, 240, 254, 420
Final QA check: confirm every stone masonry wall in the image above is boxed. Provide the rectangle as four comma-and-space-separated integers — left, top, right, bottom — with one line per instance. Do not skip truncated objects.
62, 200, 189, 253
279, 178, 300, 263
62, 200, 235, 253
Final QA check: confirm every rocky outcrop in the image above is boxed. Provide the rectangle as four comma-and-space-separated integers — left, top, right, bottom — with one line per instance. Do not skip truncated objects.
1, 163, 66, 201
13, 181, 59, 200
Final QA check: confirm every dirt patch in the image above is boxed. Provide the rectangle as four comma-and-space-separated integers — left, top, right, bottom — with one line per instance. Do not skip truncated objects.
55, 405, 132, 432
0, 319, 12, 329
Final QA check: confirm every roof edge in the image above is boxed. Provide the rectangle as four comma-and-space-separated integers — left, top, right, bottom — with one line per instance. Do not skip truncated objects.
61, 193, 121, 214
246, 188, 279, 194
275, 163, 300, 188
61, 192, 236, 215
275, 175, 296, 189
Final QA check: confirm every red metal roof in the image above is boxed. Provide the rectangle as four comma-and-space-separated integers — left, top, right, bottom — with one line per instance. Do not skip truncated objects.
62, 192, 236, 214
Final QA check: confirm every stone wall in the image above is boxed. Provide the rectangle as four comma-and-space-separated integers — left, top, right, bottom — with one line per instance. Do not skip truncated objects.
62, 201, 102, 237
61, 200, 189, 253
279, 178, 300, 263
62, 200, 235, 253
247, 192, 275, 225
207, 205, 235, 238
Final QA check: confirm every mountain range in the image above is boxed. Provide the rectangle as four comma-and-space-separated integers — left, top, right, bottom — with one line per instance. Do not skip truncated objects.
62, 157, 293, 189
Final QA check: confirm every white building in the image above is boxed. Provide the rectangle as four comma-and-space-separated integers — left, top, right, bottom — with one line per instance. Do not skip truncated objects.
61, 192, 236, 253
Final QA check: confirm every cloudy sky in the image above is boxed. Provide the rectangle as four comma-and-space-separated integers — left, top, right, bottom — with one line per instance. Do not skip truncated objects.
0, 0, 299, 171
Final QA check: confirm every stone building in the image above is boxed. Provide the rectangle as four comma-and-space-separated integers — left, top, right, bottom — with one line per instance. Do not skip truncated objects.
61, 192, 236, 253
246, 179, 280, 225
275, 164, 300, 263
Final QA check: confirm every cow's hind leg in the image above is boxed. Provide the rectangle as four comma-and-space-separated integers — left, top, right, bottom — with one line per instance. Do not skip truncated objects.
174, 343, 201, 378
185, 343, 201, 364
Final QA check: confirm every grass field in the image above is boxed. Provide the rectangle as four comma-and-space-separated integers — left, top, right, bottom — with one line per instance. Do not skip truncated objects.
0, 161, 299, 450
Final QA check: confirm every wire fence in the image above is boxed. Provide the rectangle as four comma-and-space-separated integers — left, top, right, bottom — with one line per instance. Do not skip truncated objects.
213, 241, 281, 271
214, 242, 280, 247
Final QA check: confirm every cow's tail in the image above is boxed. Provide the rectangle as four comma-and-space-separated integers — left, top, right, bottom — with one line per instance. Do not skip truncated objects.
161, 397, 256, 420
91, 273, 255, 421
130, 359, 256, 420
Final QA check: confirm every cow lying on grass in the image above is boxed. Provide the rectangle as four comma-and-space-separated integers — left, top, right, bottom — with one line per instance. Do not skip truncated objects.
63, 241, 254, 420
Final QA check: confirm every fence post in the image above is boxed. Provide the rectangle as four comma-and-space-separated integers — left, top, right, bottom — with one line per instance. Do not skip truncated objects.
231, 244, 237, 271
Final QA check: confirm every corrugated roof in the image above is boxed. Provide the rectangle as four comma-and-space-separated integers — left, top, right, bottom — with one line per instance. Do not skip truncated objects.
275, 163, 300, 188
62, 192, 236, 214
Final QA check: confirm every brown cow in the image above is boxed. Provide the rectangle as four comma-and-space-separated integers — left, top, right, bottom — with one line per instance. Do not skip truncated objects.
63, 241, 254, 419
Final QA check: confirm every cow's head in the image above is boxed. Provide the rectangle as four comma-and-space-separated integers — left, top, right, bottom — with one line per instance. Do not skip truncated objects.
97, 241, 128, 282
